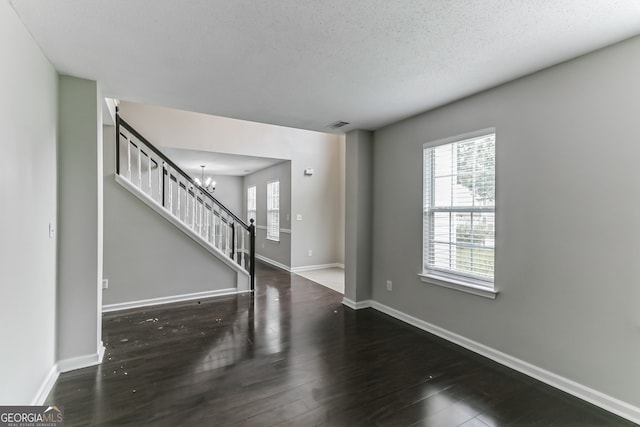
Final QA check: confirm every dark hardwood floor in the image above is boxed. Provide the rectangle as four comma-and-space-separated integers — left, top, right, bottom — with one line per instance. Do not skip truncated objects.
47, 262, 634, 426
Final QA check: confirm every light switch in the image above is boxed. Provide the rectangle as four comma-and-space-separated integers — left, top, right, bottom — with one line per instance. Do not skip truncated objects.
296, 214, 303, 221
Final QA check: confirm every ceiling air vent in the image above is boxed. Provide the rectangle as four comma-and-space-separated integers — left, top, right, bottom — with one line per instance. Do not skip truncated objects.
328, 120, 350, 129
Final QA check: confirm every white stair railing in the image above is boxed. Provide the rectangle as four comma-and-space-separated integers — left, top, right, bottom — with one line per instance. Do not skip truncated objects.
115, 115, 256, 290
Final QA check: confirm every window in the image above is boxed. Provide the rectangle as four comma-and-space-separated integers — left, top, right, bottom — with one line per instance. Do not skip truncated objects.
422, 129, 496, 297
247, 186, 256, 223
266, 180, 280, 241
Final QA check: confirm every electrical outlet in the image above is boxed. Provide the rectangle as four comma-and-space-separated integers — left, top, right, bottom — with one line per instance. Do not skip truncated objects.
386, 280, 393, 291
102, 279, 109, 289
308, 249, 313, 257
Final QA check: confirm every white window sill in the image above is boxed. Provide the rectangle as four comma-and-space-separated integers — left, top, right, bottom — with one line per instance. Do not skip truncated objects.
418, 273, 498, 300
266, 237, 280, 243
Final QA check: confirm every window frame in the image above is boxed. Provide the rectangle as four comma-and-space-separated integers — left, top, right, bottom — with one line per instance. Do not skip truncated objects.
266, 180, 280, 242
247, 185, 256, 224
419, 128, 498, 299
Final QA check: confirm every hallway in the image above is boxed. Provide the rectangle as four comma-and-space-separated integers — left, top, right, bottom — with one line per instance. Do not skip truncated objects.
46, 262, 632, 426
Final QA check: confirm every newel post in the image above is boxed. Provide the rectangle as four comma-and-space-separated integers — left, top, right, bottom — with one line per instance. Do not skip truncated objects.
249, 218, 256, 291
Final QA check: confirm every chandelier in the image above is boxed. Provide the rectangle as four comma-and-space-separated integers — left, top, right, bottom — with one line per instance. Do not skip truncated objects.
194, 165, 216, 193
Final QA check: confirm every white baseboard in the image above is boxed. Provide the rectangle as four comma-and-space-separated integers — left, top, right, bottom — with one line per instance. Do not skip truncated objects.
32, 343, 107, 402
255, 254, 291, 272
341, 297, 373, 310
31, 365, 60, 405
291, 263, 344, 273
370, 301, 640, 425
58, 347, 105, 374
102, 288, 238, 313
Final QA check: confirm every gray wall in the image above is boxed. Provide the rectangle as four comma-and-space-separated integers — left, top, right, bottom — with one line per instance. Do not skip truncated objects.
336, 137, 346, 263
0, 1, 58, 403
102, 126, 236, 305
118, 103, 344, 269
208, 174, 243, 216
289, 137, 344, 268
243, 161, 292, 268
57, 75, 103, 362
344, 130, 373, 302
370, 35, 640, 408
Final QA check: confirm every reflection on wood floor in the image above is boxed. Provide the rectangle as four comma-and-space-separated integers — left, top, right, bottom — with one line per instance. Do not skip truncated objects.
46, 262, 634, 426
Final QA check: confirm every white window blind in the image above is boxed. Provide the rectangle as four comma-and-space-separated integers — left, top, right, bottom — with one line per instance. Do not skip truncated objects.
423, 131, 495, 287
266, 180, 280, 241
247, 186, 256, 223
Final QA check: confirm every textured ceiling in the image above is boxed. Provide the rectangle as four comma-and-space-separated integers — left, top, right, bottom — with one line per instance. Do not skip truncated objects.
10, 0, 640, 133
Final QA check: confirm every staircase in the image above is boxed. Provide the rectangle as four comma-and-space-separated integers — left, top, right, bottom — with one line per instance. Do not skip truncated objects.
114, 115, 255, 291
